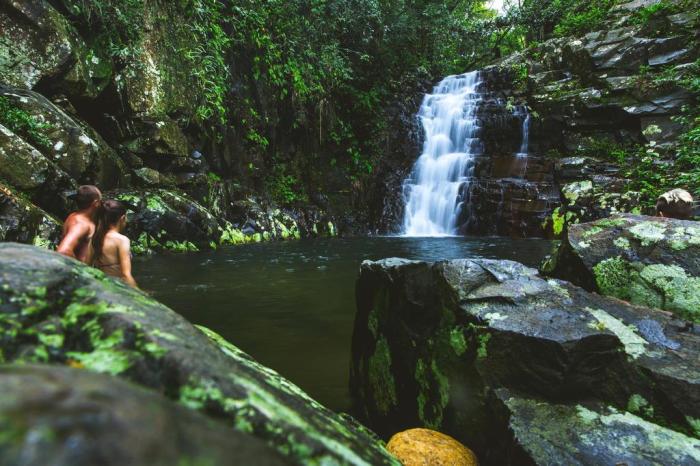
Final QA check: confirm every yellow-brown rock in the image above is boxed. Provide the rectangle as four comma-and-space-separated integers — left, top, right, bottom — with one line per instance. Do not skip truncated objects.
386, 428, 478, 466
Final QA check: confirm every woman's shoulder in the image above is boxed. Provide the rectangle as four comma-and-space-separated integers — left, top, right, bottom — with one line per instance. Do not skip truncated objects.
107, 231, 131, 246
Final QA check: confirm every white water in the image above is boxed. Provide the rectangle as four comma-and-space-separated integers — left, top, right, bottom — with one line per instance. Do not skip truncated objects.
402, 71, 484, 236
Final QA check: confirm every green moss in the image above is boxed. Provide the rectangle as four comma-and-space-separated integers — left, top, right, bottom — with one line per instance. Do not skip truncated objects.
627, 394, 654, 418
449, 327, 467, 356
638, 264, 700, 323
563, 180, 593, 203
551, 207, 567, 236
629, 221, 667, 246
65, 348, 132, 375
477, 332, 491, 359
367, 337, 397, 415
687, 417, 700, 438
595, 218, 628, 229
593, 257, 632, 300
587, 308, 647, 359
613, 237, 631, 250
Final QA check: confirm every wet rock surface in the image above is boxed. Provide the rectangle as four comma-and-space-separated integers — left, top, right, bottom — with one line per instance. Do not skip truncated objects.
0, 243, 399, 465
0, 365, 290, 466
544, 213, 700, 322
350, 257, 700, 465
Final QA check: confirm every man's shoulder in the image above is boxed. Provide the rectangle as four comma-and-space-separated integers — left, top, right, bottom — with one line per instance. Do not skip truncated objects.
66, 213, 93, 227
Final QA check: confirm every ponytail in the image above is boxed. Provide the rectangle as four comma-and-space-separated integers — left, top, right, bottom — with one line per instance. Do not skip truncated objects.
91, 200, 127, 264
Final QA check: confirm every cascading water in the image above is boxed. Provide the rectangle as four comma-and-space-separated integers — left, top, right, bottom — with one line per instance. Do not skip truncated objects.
402, 71, 484, 236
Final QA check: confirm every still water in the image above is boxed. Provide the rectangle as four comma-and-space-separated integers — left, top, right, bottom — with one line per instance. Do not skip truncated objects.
135, 236, 554, 412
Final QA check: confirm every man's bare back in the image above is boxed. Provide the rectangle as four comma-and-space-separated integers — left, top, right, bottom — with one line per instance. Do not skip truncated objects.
57, 212, 95, 262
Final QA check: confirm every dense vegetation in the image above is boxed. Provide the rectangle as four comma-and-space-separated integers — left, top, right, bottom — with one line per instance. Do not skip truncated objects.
44, 0, 699, 211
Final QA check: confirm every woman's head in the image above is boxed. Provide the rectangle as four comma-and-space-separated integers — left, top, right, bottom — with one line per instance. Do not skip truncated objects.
92, 200, 128, 263
100, 200, 128, 229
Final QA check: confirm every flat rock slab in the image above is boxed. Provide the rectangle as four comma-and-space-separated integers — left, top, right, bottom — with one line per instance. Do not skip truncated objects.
544, 214, 700, 322
0, 364, 289, 466
493, 389, 700, 466
351, 257, 700, 465
0, 243, 398, 465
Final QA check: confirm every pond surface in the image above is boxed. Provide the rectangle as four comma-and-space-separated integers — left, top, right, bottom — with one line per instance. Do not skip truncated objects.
135, 236, 555, 412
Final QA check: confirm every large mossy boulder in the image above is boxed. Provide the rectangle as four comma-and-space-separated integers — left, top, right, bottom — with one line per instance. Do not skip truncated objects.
0, 87, 128, 188
0, 364, 289, 466
0, 243, 399, 465
350, 257, 700, 465
111, 189, 222, 253
543, 214, 700, 323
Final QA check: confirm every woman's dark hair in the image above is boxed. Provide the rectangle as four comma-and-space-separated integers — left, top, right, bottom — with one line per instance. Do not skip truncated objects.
92, 200, 127, 264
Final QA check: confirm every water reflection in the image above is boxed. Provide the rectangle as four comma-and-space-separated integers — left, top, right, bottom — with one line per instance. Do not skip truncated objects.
135, 236, 555, 411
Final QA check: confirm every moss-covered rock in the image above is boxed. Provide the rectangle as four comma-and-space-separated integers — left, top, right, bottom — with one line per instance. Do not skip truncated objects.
492, 389, 700, 466
351, 257, 700, 464
0, 123, 75, 216
0, 182, 60, 247
0, 1, 80, 90
111, 189, 221, 253
544, 213, 700, 322
0, 364, 290, 466
0, 87, 127, 188
0, 243, 399, 465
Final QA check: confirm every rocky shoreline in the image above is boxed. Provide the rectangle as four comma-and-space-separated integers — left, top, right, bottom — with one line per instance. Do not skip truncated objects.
350, 214, 700, 465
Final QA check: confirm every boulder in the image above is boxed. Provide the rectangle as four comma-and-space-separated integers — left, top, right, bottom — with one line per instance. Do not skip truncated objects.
0, 0, 76, 89
350, 257, 700, 465
0, 182, 60, 247
492, 389, 700, 466
386, 428, 478, 466
0, 364, 290, 466
0, 87, 127, 188
0, 123, 75, 216
0, 243, 399, 465
111, 189, 222, 253
543, 214, 700, 323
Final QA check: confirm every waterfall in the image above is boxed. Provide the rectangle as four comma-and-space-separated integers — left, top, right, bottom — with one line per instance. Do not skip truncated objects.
518, 109, 530, 157
402, 71, 484, 236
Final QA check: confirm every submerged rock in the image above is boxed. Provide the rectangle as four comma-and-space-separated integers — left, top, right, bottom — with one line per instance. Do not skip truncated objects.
0, 365, 289, 466
544, 213, 700, 323
351, 257, 700, 465
0, 243, 399, 465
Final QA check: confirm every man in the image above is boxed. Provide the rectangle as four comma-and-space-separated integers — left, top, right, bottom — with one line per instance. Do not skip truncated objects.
56, 185, 102, 262
655, 188, 694, 220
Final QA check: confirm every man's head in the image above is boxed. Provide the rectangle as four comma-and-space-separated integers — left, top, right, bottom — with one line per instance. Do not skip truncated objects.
74, 185, 102, 211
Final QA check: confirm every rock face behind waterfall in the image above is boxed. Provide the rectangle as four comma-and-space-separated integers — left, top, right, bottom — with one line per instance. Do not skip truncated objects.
456, 68, 561, 237
350, 257, 700, 465
0, 243, 399, 466
544, 213, 700, 323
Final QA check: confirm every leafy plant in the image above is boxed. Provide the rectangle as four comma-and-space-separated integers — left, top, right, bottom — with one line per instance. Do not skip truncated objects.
0, 97, 53, 150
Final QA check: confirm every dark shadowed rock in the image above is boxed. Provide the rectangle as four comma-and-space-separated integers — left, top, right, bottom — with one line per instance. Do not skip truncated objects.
0, 364, 290, 466
0, 243, 399, 465
544, 214, 700, 323
350, 257, 700, 465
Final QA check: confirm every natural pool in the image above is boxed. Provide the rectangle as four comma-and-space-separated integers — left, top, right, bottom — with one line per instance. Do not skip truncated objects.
135, 236, 555, 412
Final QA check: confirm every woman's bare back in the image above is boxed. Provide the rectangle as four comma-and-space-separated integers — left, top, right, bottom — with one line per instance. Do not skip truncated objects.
92, 230, 137, 287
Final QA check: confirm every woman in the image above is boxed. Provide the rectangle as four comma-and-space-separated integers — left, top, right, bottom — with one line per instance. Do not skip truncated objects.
90, 200, 138, 288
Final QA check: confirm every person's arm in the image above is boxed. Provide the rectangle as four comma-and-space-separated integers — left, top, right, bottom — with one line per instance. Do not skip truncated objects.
117, 237, 138, 288
56, 222, 89, 258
